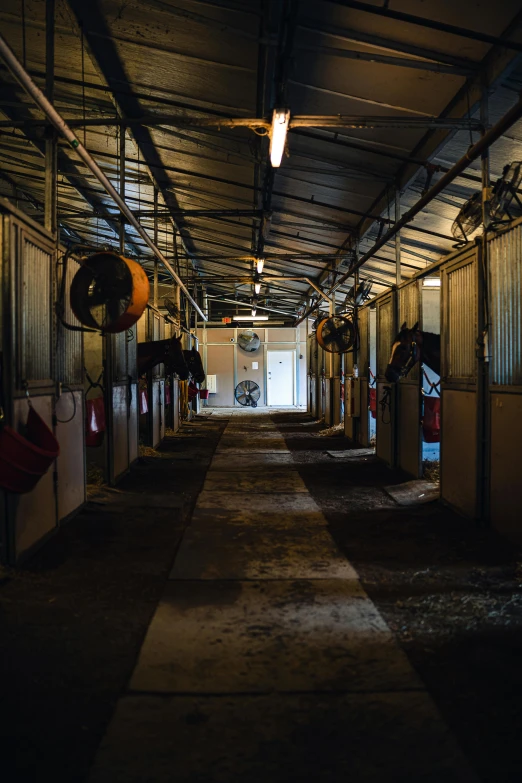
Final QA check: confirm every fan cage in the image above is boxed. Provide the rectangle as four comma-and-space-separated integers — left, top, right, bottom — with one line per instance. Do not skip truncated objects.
235, 380, 261, 407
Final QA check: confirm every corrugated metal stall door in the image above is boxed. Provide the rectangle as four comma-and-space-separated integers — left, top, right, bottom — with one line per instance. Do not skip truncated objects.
0, 206, 58, 563
308, 334, 317, 416
151, 313, 165, 447
376, 291, 396, 467
488, 221, 522, 535
440, 247, 479, 518
398, 281, 422, 477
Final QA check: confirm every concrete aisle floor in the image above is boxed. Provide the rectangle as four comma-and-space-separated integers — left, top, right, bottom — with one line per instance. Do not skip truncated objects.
88, 411, 477, 783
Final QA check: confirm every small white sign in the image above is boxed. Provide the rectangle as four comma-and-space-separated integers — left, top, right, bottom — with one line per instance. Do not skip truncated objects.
252, 361, 259, 370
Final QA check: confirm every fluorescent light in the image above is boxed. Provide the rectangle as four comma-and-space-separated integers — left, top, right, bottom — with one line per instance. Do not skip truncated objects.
423, 278, 441, 287
233, 315, 269, 321
254, 282, 261, 294
251, 308, 257, 317
269, 109, 290, 167
256, 258, 264, 274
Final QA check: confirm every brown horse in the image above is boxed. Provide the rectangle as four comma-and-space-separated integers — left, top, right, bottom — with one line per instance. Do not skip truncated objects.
385, 322, 440, 383
137, 335, 189, 379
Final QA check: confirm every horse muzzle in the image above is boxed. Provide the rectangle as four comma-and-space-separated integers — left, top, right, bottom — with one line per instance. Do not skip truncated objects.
384, 365, 400, 383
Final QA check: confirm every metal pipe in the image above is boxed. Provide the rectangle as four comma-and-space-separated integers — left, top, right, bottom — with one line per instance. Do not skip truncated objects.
0, 115, 484, 131
207, 294, 294, 317
44, 0, 56, 235
0, 31, 207, 322
119, 125, 125, 254
395, 189, 401, 286
295, 93, 522, 325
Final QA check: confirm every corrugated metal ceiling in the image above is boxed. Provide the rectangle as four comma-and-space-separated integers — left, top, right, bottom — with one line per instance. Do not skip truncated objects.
1, 0, 522, 320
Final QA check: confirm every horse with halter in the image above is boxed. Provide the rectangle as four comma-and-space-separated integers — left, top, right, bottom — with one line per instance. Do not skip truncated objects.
385, 322, 440, 383
137, 335, 205, 384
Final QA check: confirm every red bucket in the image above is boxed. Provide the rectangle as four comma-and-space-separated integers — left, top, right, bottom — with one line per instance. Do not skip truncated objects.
423, 397, 441, 443
199, 389, 209, 400
0, 407, 60, 494
188, 382, 198, 400
369, 388, 377, 419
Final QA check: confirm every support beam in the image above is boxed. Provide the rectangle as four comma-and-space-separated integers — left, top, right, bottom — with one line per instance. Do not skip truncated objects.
395, 189, 401, 286
44, 0, 57, 236
0, 30, 206, 320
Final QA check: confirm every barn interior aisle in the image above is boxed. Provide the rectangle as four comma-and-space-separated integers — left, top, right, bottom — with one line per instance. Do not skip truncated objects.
87, 409, 476, 783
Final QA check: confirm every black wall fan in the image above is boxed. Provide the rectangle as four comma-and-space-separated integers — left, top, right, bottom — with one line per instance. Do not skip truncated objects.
490, 161, 522, 222
238, 330, 260, 352
235, 380, 261, 407
451, 192, 482, 243
316, 315, 355, 354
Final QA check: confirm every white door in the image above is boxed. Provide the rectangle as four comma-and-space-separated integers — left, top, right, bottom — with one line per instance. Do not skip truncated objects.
267, 350, 295, 406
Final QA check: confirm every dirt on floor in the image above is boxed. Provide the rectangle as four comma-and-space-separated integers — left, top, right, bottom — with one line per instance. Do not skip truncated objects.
273, 411, 522, 783
0, 415, 226, 783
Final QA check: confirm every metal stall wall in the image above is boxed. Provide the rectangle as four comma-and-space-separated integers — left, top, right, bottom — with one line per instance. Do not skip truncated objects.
308, 333, 319, 417
318, 341, 326, 421
0, 201, 84, 563
353, 306, 370, 445
150, 310, 165, 447
488, 221, 522, 536
440, 246, 479, 518
55, 252, 86, 520
375, 290, 397, 467
397, 280, 422, 477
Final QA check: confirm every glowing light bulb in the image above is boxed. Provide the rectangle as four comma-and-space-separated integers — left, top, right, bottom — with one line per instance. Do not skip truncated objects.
269, 109, 290, 168
254, 282, 261, 295
256, 258, 264, 274
251, 308, 257, 317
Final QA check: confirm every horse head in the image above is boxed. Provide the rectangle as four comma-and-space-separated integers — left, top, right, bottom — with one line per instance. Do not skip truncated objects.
184, 347, 205, 384
385, 321, 421, 383
166, 336, 189, 380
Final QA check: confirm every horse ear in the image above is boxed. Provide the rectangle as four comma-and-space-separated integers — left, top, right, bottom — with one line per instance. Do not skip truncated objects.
400, 321, 407, 331
412, 321, 419, 332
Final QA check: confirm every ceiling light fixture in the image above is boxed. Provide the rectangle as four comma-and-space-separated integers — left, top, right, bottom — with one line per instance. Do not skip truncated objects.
269, 109, 290, 168
254, 282, 261, 294
256, 258, 265, 274
251, 308, 257, 317
233, 314, 269, 321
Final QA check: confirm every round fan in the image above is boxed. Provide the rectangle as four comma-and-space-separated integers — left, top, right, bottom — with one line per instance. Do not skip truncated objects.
237, 330, 260, 352
316, 315, 355, 354
164, 297, 181, 321
451, 192, 482, 242
490, 161, 522, 222
235, 380, 261, 407
70, 252, 149, 333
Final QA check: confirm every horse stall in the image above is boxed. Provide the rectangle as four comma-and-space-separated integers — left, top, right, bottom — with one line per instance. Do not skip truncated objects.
307, 332, 319, 418
163, 321, 180, 433
84, 321, 139, 486
440, 243, 482, 518
375, 289, 398, 467
396, 279, 422, 477
138, 306, 165, 448
0, 199, 85, 564
487, 219, 522, 537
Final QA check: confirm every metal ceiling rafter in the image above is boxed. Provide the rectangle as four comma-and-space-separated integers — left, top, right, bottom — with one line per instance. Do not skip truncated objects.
328, 1, 522, 54
66, 0, 197, 262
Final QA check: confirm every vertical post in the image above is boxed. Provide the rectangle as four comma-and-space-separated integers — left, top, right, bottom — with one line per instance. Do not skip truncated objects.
119, 126, 125, 254
395, 188, 401, 286
478, 79, 491, 523
44, 0, 57, 235
153, 188, 159, 307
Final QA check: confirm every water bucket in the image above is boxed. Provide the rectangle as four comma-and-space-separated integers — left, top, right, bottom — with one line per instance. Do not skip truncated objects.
199, 389, 209, 400
188, 382, 198, 400
0, 407, 60, 493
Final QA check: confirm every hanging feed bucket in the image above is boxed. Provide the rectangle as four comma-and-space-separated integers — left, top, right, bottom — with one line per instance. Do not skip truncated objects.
0, 407, 60, 494
199, 389, 209, 400
187, 382, 198, 400
369, 388, 377, 419
85, 397, 106, 447
422, 397, 441, 443
139, 389, 149, 415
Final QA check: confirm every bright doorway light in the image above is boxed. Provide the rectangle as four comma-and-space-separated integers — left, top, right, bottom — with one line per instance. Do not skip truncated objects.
233, 314, 269, 321
423, 278, 441, 287
269, 109, 290, 168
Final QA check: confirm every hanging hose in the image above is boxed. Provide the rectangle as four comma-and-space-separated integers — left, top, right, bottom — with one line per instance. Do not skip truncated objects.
379, 384, 392, 424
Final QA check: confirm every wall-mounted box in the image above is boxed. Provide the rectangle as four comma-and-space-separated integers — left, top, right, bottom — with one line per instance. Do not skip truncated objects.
206, 374, 217, 393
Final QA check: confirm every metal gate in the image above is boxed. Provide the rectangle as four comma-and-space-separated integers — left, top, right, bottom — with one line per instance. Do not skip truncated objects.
488, 220, 522, 535
397, 280, 422, 477
308, 334, 319, 417
375, 290, 397, 467
440, 245, 480, 518
0, 200, 84, 563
